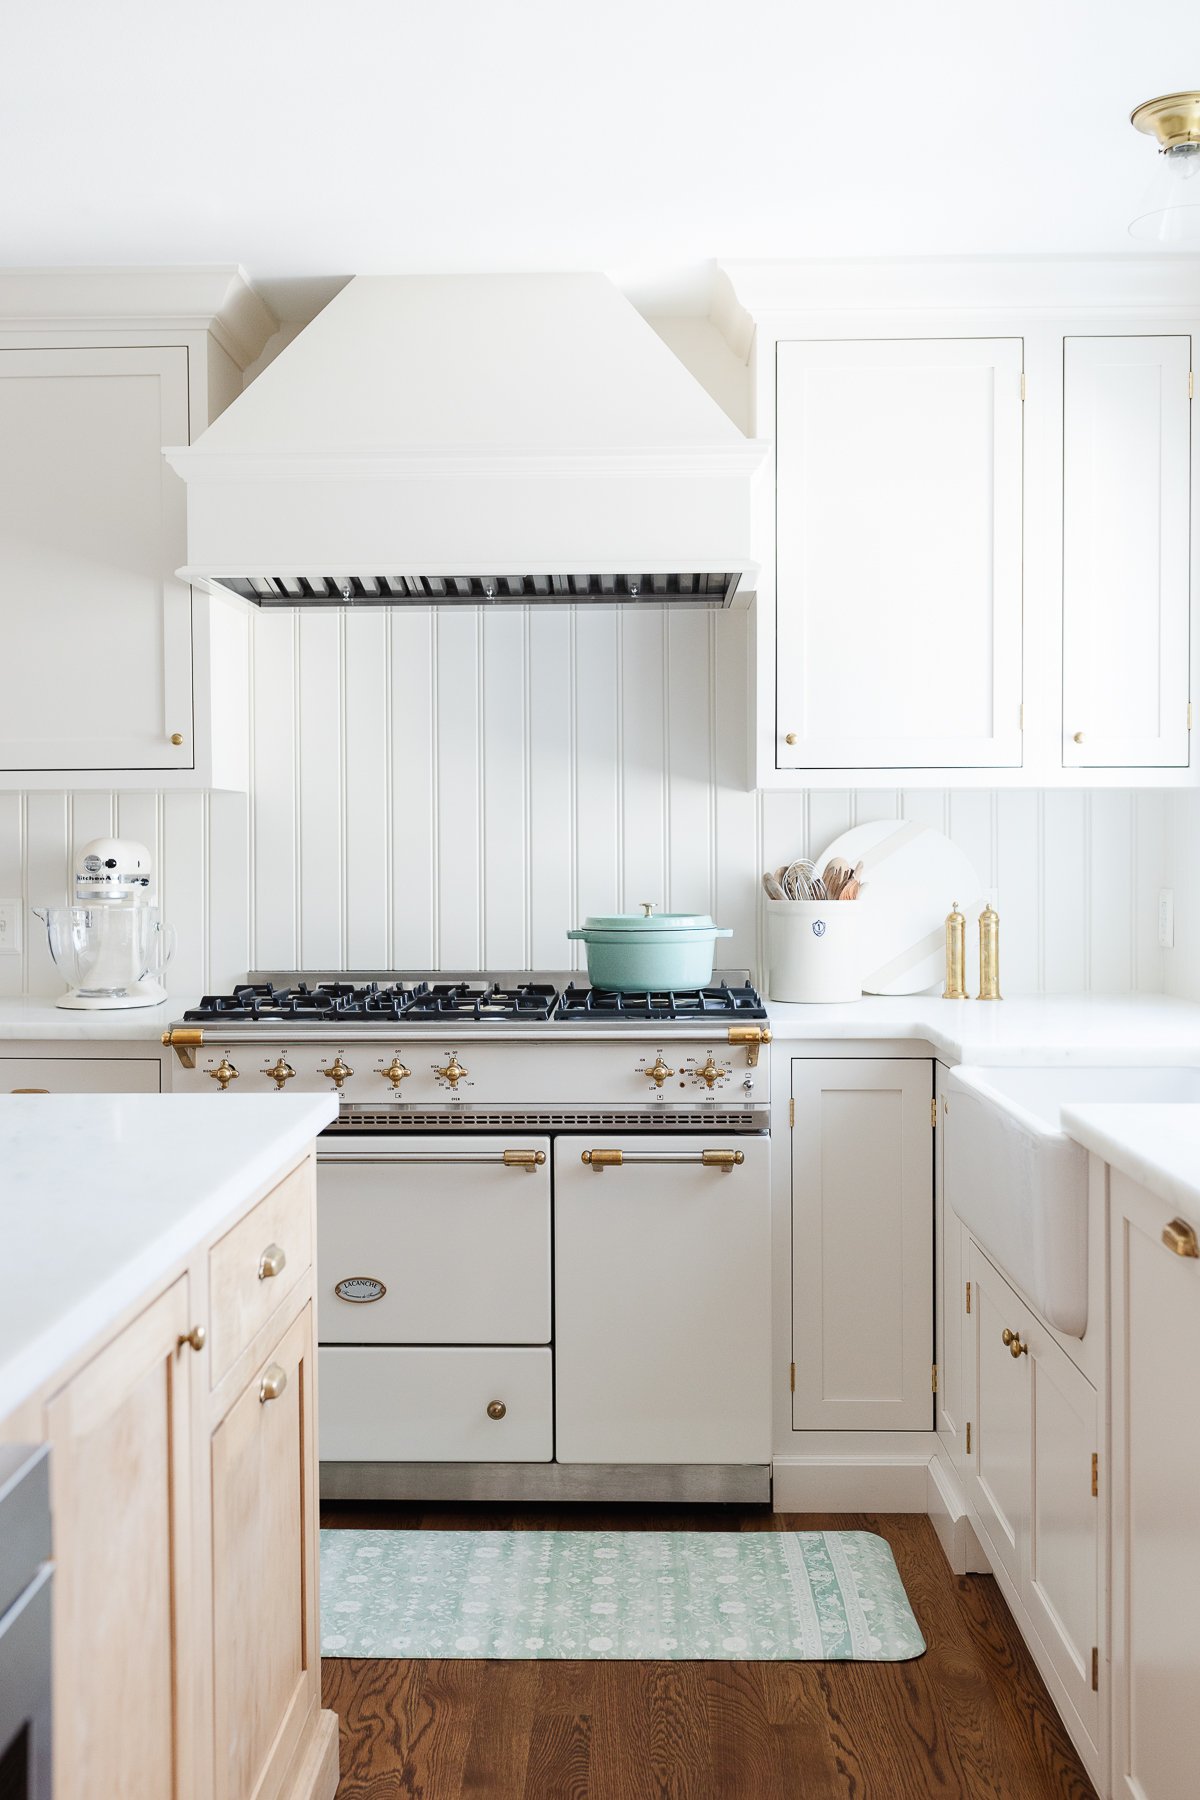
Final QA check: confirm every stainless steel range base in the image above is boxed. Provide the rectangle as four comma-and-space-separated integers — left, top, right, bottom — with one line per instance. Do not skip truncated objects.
320, 1462, 773, 1506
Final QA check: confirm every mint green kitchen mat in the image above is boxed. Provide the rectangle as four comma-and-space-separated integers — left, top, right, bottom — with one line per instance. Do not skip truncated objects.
319, 1529, 925, 1661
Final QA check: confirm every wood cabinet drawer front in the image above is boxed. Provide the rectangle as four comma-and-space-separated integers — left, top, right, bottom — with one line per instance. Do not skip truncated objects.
319, 1345, 553, 1462
209, 1161, 312, 1386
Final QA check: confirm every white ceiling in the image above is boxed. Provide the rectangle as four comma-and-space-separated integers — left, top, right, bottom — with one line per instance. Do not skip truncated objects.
2, 0, 1195, 320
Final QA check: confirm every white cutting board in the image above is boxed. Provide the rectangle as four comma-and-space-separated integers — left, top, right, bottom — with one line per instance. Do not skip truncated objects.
815, 820, 985, 996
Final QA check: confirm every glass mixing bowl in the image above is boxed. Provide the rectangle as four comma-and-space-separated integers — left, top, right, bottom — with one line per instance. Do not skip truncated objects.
33, 904, 175, 1001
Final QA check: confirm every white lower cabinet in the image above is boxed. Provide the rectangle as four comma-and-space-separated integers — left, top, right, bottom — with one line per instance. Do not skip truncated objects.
554, 1135, 770, 1464
1109, 1169, 1200, 1800
319, 1346, 553, 1462
0, 1055, 161, 1093
934, 1069, 966, 1462
791, 1059, 933, 1430
965, 1241, 1101, 1768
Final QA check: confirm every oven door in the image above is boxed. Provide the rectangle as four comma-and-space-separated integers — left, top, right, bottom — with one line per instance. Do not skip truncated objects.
553, 1133, 771, 1465
316, 1136, 551, 1345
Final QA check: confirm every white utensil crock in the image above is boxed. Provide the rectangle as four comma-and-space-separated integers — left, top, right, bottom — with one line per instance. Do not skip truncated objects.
765, 898, 864, 1003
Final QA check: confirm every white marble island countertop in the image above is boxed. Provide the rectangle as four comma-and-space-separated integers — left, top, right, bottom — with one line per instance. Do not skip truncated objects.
1062, 1102, 1200, 1221
0, 1092, 336, 1422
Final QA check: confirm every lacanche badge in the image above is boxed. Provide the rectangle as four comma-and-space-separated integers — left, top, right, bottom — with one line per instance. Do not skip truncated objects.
334, 1276, 387, 1304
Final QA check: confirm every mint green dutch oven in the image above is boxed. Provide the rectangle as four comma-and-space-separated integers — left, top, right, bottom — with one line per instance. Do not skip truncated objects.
567, 904, 732, 991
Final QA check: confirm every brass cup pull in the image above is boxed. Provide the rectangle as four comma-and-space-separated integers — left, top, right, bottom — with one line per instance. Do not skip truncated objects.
1163, 1217, 1200, 1258
177, 1324, 207, 1353
207, 1057, 239, 1091
258, 1364, 288, 1405
486, 1400, 507, 1420
258, 1242, 287, 1281
1001, 1328, 1029, 1358
502, 1148, 547, 1171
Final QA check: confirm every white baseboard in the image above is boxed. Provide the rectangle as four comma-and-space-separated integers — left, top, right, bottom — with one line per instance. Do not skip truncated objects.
771, 1454, 932, 1512
926, 1453, 991, 1575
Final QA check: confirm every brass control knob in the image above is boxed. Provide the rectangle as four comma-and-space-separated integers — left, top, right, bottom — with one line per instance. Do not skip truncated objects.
486, 1400, 507, 1420
322, 1055, 353, 1090
692, 1054, 728, 1089
207, 1057, 239, 1091
646, 1054, 674, 1088
379, 1056, 412, 1090
435, 1053, 468, 1087
264, 1057, 296, 1090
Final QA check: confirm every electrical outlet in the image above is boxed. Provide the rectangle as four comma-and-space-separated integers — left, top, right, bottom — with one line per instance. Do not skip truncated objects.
1159, 888, 1175, 950
0, 900, 22, 954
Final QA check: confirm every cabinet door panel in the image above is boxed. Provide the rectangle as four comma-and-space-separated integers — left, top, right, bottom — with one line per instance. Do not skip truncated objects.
1062, 335, 1191, 768
935, 1072, 964, 1459
46, 1278, 192, 1800
212, 1303, 318, 1800
1111, 1171, 1200, 1800
776, 338, 1024, 769
791, 1059, 933, 1429
967, 1245, 1030, 1590
0, 346, 193, 771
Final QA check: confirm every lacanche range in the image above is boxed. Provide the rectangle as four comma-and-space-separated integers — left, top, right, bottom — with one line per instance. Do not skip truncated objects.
162, 970, 774, 1504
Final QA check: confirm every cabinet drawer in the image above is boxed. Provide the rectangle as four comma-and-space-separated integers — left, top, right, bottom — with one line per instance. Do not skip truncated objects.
319, 1345, 552, 1462
209, 1161, 312, 1386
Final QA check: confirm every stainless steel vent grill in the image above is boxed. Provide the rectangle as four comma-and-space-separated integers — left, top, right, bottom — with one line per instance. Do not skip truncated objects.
325, 1106, 765, 1132
213, 572, 741, 609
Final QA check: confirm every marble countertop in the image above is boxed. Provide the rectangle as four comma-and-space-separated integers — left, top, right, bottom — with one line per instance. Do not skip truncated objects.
1062, 1102, 1200, 1220
0, 995, 196, 1041
0, 1093, 336, 1423
763, 993, 1200, 1065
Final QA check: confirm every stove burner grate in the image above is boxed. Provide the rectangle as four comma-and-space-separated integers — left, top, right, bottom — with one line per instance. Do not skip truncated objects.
556, 981, 768, 1023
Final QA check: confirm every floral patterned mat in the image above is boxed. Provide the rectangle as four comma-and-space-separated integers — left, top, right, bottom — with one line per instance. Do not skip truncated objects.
319, 1528, 925, 1662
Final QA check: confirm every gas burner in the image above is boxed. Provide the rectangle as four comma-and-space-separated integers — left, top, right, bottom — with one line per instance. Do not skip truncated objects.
184, 979, 561, 1026
556, 981, 768, 1023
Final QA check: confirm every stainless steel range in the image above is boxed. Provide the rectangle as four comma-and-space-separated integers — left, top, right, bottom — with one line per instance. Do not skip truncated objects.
164, 971, 772, 1503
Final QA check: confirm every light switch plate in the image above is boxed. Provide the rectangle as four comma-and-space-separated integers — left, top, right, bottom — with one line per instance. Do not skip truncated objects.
0, 900, 22, 954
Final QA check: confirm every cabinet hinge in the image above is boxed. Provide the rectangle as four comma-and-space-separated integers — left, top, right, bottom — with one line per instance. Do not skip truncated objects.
1020, 370, 1027, 401
1091, 1451, 1098, 1498
789, 1361, 796, 1393
789, 1096, 795, 1128
1091, 1646, 1099, 1692
931, 1363, 938, 1394
965, 1280, 972, 1315
1019, 702, 1025, 731
966, 1421, 972, 1455
931, 1096, 937, 1130
1188, 701, 1193, 732
1190, 368, 1194, 400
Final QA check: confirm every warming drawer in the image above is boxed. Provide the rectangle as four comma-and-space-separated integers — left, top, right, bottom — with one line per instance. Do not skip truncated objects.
319, 1346, 553, 1462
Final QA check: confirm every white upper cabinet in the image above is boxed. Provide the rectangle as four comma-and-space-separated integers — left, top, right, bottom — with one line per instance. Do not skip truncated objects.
776, 337, 1025, 772
1062, 334, 1192, 770
0, 270, 275, 789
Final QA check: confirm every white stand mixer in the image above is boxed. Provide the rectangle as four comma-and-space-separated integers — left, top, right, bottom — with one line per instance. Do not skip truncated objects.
34, 838, 176, 1010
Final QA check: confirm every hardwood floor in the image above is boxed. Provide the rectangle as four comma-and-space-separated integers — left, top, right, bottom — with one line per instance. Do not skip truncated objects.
319, 1503, 1098, 1800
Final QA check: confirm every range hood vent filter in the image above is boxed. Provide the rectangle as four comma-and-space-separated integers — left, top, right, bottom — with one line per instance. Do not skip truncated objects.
218, 571, 741, 608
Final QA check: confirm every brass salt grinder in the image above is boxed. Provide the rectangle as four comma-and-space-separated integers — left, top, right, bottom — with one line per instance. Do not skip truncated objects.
977, 902, 1002, 1001
942, 902, 967, 1000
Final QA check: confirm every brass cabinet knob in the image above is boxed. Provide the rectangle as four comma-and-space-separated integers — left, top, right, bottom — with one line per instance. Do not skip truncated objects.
264, 1057, 295, 1090
435, 1053, 468, 1087
258, 1242, 287, 1281
486, 1400, 507, 1420
1001, 1327, 1029, 1358
170, 733, 184, 746
177, 1323, 207, 1353
207, 1057, 239, 1091
1162, 1217, 1200, 1258
322, 1054, 353, 1089
784, 732, 798, 746
693, 1054, 728, 1089
258, 1364, 288, 1404
1073, 732, 1085, 744
379, 1056, 412, 1090
647, 1055, 674, 1087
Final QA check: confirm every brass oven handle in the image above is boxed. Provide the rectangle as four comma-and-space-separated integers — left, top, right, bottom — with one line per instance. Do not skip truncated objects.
162, 1026, 204, 1068
1162, 1217, 1200, 1258
502, 1148, 547, 1172
318, 1150, 546, 1167
582, 1148, 745, 1172
727, 1025, 772, 1067
258, 1243, 287, 1281
259, 1364, 287, 1404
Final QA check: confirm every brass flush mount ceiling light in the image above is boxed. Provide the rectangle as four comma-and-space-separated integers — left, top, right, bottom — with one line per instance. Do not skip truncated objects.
1130, 91, 1200, 242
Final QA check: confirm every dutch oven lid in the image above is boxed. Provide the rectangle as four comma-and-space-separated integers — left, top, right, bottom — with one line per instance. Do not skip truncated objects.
577, 903, 719, 932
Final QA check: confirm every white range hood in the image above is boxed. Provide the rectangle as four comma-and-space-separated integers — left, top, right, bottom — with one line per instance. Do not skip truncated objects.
167, 273, 768, 609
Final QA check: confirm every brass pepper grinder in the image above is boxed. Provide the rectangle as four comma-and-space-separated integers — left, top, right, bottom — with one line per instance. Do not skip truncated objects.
977, 902, 1002, 1001
942, 901, 967, 1000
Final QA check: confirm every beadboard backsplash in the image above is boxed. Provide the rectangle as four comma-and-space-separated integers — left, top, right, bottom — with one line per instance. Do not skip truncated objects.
1, 608, 1172, 1001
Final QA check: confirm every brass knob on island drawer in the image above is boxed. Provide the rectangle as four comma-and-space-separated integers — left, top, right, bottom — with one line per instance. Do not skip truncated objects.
259, 1364, 288, 1404
1162, 1217, 1200, 1258
258, 1242, 287, 1281
170, 733, 184, 746
784, 733, 798, 745
1001, 1328, 1029, 1358
486, 1400, 507, 1420
207, 1057, 239, 1091
177, 1324, 207, 1353
1073, 732, 1085, 744
322, 1054, 353, 1089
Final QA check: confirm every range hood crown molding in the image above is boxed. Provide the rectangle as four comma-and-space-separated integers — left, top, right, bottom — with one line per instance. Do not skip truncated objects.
168, 272, 767, 609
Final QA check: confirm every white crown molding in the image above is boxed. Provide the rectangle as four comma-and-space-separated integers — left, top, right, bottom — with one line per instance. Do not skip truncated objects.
717, 253, 1200, 343
0, 266, 278, 369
